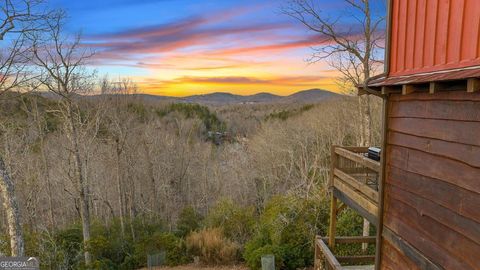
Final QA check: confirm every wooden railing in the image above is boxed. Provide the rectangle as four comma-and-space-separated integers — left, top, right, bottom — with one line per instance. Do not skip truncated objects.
315, 236, 342, 270
314, 236, 376, 270
330, 146, 380, 224
315, 146, 380, 270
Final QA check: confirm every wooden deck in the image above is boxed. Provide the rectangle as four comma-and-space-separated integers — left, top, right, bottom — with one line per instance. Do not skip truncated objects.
330, 146, 380, 225
315, 146, 380, 270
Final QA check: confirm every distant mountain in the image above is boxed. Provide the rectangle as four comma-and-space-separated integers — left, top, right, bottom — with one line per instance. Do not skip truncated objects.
181, 92, 244, 104
244, 92, 282, 103
38, 88, 342, 105
130, 93, 173, 102
179, 89, 340, 105
280, 89, 340, 103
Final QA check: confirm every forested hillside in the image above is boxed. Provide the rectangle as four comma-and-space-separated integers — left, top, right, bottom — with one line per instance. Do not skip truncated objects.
0, 92, 381, 269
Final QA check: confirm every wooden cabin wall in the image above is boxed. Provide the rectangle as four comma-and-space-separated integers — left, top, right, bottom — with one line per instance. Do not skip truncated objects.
380, 91, 480, 269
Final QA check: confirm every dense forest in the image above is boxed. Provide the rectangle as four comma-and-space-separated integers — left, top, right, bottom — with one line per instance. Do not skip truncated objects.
0, 91, 381, 269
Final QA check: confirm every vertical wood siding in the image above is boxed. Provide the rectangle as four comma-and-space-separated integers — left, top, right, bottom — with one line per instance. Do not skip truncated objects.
380, 91, 480, 269
389, 0, 480, 77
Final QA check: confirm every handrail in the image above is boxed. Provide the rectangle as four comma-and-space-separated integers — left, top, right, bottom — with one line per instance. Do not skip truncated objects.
340, 146, 370, 153
321, 236, 376, 244
337, 255, 376, 264
330, 146, 380, 212
316, 237, 343, 270
334, 169, 379, 202
334, 147, 381, 173
315, 236, 376, 269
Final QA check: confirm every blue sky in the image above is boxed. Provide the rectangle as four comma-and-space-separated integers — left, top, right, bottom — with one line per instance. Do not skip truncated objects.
42, 0, 386, 96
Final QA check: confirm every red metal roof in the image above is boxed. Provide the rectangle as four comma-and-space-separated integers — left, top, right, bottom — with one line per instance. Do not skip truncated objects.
389, 0, 480, 77
369, 66, 480, 87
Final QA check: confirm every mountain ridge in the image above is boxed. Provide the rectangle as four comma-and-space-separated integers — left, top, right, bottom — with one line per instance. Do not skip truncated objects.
39, 88, 343, 105
137, 88, 341, 104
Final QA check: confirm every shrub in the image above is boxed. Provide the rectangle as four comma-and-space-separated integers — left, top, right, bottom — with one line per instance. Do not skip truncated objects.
127, 102, 148, 121
53, 224, 85, 269
87, 220, 136, 269
335, 209, 376, 256
243, 195, 329, 270
205, 199, 256, 245
244, 231, 287, 270
245, 244, 287, 270
176, 206, 203, 238
134, 231, 190, 267
186, 228, 239, 265
2, 218, 192, 269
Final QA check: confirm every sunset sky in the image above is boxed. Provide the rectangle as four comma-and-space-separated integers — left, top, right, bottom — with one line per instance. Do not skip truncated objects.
46, 0, 378, 97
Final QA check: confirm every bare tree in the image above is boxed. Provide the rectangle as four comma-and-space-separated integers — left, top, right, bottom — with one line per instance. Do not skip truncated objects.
16, 95, 56, 229
0, 0, 53, 257
0, 153, 23, 256
30, 13, 96, 266
283, 0, 385, 250
0, 0, 53, 94
100, 77, 139, 238
283, 0, 384, 145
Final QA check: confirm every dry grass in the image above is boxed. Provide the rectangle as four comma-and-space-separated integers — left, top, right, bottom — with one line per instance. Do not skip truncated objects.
186, 228, 239, 265
138, 265, 248, 270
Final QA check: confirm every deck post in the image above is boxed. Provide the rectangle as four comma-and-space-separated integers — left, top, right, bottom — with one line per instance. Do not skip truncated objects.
362, 219, 370, 252
314, 236, 321, 270
328, 193, 338, 249
375, 95, 390, 270
329, 146, 337, 189
328, 145, 338, 249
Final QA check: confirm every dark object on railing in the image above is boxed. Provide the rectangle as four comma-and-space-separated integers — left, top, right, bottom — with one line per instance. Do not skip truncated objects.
367, 147, 381, 161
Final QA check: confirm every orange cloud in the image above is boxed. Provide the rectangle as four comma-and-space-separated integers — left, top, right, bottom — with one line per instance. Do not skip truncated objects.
134, 73, 340, 97
84, 5, 358, 96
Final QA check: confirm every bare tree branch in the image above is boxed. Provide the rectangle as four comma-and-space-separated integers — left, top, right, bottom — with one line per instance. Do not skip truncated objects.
283, 0, 385, 85
29, 13, 97, 266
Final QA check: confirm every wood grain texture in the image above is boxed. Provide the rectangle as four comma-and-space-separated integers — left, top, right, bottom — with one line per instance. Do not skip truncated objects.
389, 99, 480, 121
382, 227, 442, 270
381, 236, 421, 270
383, 195, 475, 269
467, 78, 480, 92
333, 188, 378, 225
334, 147, 381, 172
381, 91, 480, 269
333, 180, 378, 220
389, 117, 480, 146
390, 91, 480, 102
388, 184, 480, 252
334, 169, 379, 202
388, 145, 480, 193
388, 166, 480, 224
315, 237, 342, 270
388, 131, 480, 168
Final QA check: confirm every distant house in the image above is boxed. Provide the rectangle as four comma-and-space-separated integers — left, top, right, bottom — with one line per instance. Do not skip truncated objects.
315, 1, 480, 269
207, 131, 233, 145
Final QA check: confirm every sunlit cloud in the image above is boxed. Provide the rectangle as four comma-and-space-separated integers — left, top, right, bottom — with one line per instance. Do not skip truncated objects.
77, 1, 351, 96
132, 73, 340, 97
